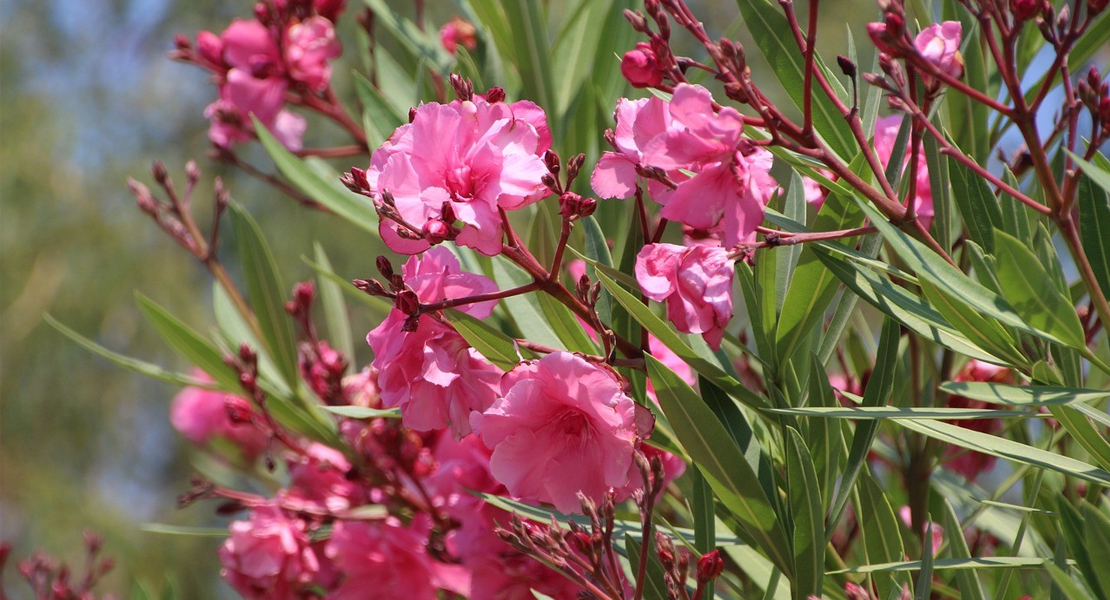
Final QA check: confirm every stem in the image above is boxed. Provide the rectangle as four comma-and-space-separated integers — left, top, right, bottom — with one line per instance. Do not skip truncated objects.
418, 282, 541, 313
1058, 214, 1110, 333
801, 0, 820, 138
295, 145, 367, 159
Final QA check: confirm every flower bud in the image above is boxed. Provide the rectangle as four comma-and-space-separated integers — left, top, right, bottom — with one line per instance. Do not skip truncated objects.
376, 255, 395, 280
225, 396, 255, 424
1092, 0, 1108, 15
486, 86, 506, 103
621, 42, 664, 88
196, 31, 224, 65
394, 288, 420, 316
422, 219, 450, 244
1010, 0, 1041, 21
293, 281, 315, 308
696, 550, 724, 582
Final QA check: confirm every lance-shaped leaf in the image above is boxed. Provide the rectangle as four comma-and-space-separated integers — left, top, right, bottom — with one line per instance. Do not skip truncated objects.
442, 309, 522, 371
646, 354, 793, 577
856, 472, 908, 600
940, 498, 987, 600
1076, 170, 1110, 301
993, 230, 1086, 351
948, 155, 1003, 253
312, 243, 354, 366
938, 382, 1110, 406
785, 428, 823, 600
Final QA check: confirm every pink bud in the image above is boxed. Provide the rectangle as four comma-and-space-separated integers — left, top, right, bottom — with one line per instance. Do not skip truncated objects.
697, 550, 724, 582
314, 0, 346, 21
621, 42, 664, 88
294, 281, 315, 308
196, 31, 225, 65
1010, 0, 1041, 20
394, 289, 420, 316
914, 22, 964, 82
422, 219, 450, 244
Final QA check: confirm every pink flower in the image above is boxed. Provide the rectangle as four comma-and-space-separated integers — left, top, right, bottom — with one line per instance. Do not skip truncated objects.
874, 115, 934, 227
170, 371, 267, 460
282, 443, 363, 513
325, 518, 468, 600
218, 505, 321, 600
621, 42, 664, 88
366, 248, 502, 437
594, 85, 775, 245
470, 352, 652, 513
342, 367, 381, 408
898, 506, 945, 556
204, 19, 306, 150
636, 243, 734, 350
439, 17, 478, 55
914, 22, 963, 83
366, 97, 550, 255
284, 16, 342, 92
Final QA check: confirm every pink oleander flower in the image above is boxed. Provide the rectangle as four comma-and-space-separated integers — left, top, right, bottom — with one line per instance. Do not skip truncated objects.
594, 85, 776, 245
366, 95, 550, 255
366, 247, 502, 437
636, 243, 735, 350
943, 360, 1013, 481
621, 42, 664, 88
898, 506, 945, 556
914, 22, 964, 83
874, 115, 934, 227
284, 16, 342, 92
325, 518, 468, 600
203, 19, 306, 150
171, 370, 268, 460
439, 17, 478, 55
218, 504, 321, 600
342, 367, 381, 408
470, 352, 652, 513
282, 443, 363, 513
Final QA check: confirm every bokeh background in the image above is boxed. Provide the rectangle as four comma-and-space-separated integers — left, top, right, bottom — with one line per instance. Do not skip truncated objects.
1, 0, 884, 597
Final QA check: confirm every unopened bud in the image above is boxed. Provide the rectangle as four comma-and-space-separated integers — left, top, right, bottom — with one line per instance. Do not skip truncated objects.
395, 289, 420, 316
294, 281, 315, 308
486, 86, 506, 103
422, 219, 450, 244
621, 42, 664, 88
128, 178, 159, 215
174, 33, 192, 51
151, 160, 169, 184
376, 255, 394, 280
408, 107, 417, 123
837, 55, 857, 78
1092, 0, 1108, 15
1010, 0, 1041, 21
566, 153, 585, 184
402, 315, 420, 332
196, 31, 224, 65
225, 396, 254, 424
544, 149, 561, 174
696, 550, 724, 582
449, 73, 473, 101
239, 342, 256, 364
352, 278, 388, 296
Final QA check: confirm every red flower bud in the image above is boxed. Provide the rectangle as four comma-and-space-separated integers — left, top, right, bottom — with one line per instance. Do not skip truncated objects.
196, 31, 224, 65
620, 42, 664, 88
1010, 0, 1041, 21
422, 219, 450, 244
395, 288, 420, 316
696, 550, 724, 582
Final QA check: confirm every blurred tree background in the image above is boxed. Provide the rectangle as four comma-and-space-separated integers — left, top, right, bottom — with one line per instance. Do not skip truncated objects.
0, 0, 875, 597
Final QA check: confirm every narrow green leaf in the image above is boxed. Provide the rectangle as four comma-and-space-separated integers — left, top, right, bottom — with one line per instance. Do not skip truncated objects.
938, 382, 1110, 406
253, 117, 379, 236
624, 533, 668, 600
807, 354, 843, 508
319, 405, 401, 419
362, 0, 452, 73
140, 524, 228, 538
1077, 171, 1110, 300
1058, 498, 1107, 599
312, 243, 354, 366
827, 318, 899, 539
857, 472, 907, 600
776, 172, 807, 307
914, 518, 935, 600
135, 293, 241, 391
351, 71, 405, 149
580, 215, 614, 323
917, 278, 1026, 366
1046, 405, 1110, 472
896, 418, 1110, 486
46, 314, 214, 389
646, 355, 793, 576
948, 157, 1003, 253
1081, 501, 1110, 598
691, 468, 715, 554
785, 428, 823, 600
924, 129, 954, 253
829, 557, 1059, 574
940, 498, 987, 600
767, 406, 1029, 419
502, 0, 554, 111
993, 230, 1086, 350
442, 308, 521, 370
230, 203, 300, 390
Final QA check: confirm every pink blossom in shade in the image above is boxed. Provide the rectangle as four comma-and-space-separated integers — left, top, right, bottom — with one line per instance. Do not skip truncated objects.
591, 96, 679, 201
284, 17, 342, 92
366, 98, 550, 255
470, 352, 652, 513
439, 17, 478, 55
366, 248, 502, 437
943, 360, 1013, 481
466, 550, 582, 600
282, 443, 363, 514
314, 0, 347, 22
218, 504, 321, 600
898, 506, 945, 556
636, 243, 735, 350
914, 22, 964, 81
621, 42, 665, 88
170, 371, 267, 460
325, 518, 469, 600
341, 367, 381, 408
873, 115, 934, 228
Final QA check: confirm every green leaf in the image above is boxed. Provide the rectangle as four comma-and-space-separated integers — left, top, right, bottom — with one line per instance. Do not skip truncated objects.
501, 0, 555, 111
917, 278, 1026, 366
731, 0, 855, 159
646, 355, 793, 576
624, 533, 668, 600
318, 405, 401, 419
948, 157, 1003, 253
1046, 405, 1110, 472
1081, 501, 1110, 598
829, 557, 1059, 574
595, 270, 768, 410
135, 293, 241, 392
938, 382, 1110, 406
895, 418, 1110, 487
253, 117, 379, 236
856, 472, 907, 600
807, 354, 844, 508
924, 128, 954, 253
1077, 170, 1110, 300
691, 468, 716, 554
230, 203, 300, 391
45, 314, 214, 389
140, 524, 228, 538
362, 0, 452, 73
940, 498, 987, 600
827, 318, 899, 540
785, 428, 823, 600
993, 230, 1086, 350
767, 406, 1028, 419
312, 243, 354, 366
351, 71, 405, 149
489, 258, 563, 349
776, 172, 807, 307
580, 215, 614, 323
442, 308, 522, 370
1058, 498, 1107, 599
